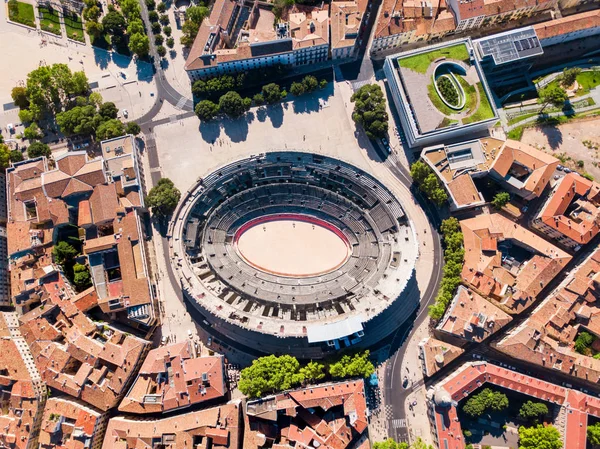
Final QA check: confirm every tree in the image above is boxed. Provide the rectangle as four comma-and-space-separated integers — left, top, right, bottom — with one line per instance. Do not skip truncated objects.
290, 82, 306, 96
159, 14, 169, 25
27, 141, 51, 158
518, 424, 562, 449
73, 263, 92, 289
25, 64, 88, 111
96, 119, 125, 140
492, 191, 510, 209
126, 19, 145, 36
163, 25, 171, 36
539, 85, 568, 113
253, 93, 265, 106
0, 144, 10, 170
148, 10, 159, 22
129, 33, 150, 57
154, 34, 164, 45
351, 84, 389, 139
560, 67, 581, 89
575, 331, 595, 355
145, 0, 156, 9
125, 122, 141, 135
238, 355, 304, 398
302, 75, 318, 92
587, 422, 600, 446
195, 100, 220, 121
329, 351, 375, 378
519, 401, 549, 421
121, 0, 141, 20
11, 86, 29, 109
53, 241, 78, 265
89, 92, 103, 107
156, 45, 167, 57
180, 5, 209, 46
99, 102, 118, 119
410, 160, 431, 184
299, 361, 325, 383
18, 109, 34, 124
85, 20, 104, 39
373, 439, 408, 449
23, 123, 43, 140
166, 37, 174, 48
262, 83, 284, 104
151, 22, 161, 34
320, 79, 328, 89
146, 178, 181, 217
56, 105, 98, 135
9, 150, 23, 163
218, 91, 248, 117
157, 1, 166, 12
83, 5, 101, 21
462, 388, 509, 417
102, 10, 126, 35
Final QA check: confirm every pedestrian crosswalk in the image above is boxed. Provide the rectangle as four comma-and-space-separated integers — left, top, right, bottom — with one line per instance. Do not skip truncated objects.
175, 96, 188, 110
390, 418, 407, 428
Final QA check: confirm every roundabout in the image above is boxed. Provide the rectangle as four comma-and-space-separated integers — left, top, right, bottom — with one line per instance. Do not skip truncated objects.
169, 152, 420, 357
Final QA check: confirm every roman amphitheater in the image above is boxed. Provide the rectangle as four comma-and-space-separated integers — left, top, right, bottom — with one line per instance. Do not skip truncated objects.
170, 152, 419, 358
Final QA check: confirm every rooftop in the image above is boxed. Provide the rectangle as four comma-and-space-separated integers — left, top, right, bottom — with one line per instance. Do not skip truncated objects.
245, 380, 368, 449
438, 285, 512, 342
103, 403, 242, 449
119, 342, 226, 414
330, 0, 369, 49
496, 247, 600, 384
534, 173, 600, 246
460, 213, 571, 313
419, 337, 464, 377
474, 26, 543, 65
533, 9, 600, 41
39, 397, 105, 449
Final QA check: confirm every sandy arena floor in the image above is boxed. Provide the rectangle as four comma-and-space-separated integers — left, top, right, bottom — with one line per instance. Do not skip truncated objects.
235, 219, 350, 277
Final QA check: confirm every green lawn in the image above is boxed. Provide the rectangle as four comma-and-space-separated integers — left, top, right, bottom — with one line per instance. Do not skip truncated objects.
427, 83, 456, 116
507, 126, 524, 140
38, 5, 61, 35
64, 12, 84, 42
398, 44, 470, 74
463, 83, 496, 124
7, 0, 35, 27
576, 70, 600, 92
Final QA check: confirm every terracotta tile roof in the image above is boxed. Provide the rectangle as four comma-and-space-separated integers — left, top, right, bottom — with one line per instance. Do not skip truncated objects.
89, 183, 119, 225
119, 342, 226, 414
447, 174, 481, 208
454, 0, 555, 22
490, 139, 558, 199
438, 286, 512, 342
535, 173, 600, 246
534, 9, 600, 40
39, 397, 105, 449
460, 213, 571, 313
246, 380, 368, 449
103, 403, 241, 449
419, 337, 464, 377
330, 0, 368, 49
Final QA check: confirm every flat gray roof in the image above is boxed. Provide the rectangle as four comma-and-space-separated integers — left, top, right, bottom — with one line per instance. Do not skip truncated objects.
445, 140, 485, 171
307, 315, 364, 343
475, 27, 543, 65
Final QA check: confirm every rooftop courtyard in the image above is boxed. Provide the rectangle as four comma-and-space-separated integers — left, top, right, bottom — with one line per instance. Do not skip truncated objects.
384, 39, 499, 148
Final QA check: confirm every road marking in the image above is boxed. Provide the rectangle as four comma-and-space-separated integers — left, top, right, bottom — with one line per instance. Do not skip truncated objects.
175, 96, 188, 110
391, 418, 407, 428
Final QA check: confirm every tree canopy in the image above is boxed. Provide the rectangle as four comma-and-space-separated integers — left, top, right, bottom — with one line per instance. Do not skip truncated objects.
195, 100, 220, 121
351, 84, 389, 139
299, 361, 325, 383
102, 10, 126, 35
373, 438, 433, 449
96, 119, 125, 140
539, 85, 568, 112
218, 91, 250, 117
129, 32, 150, 57
560, 67, 581, 89
518, 424, 562, 449
180, 4, 209, 46
462, 388, 509, 417
519, 401, 549, 421
492, 191, 510, 209
73, 263, 92, 290
262, 83, 285, 104
410, 160, 448, 206
125, 122, 141, 135
24, 64, 89, 113
146, 178, 181, 217
239, 355, 304, 398
27, 141, 51, 159
328, 351, 375, 378
52, 241, 79, 265
0, 144, 11, 171
587, 422, 600, 446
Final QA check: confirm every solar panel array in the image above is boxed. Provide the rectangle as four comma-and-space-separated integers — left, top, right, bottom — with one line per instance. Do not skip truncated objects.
476, 27, 543, 65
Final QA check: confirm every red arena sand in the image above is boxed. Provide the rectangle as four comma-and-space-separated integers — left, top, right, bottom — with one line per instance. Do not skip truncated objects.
234, 214, 352, 278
